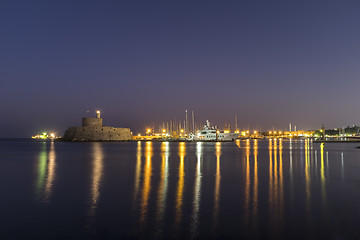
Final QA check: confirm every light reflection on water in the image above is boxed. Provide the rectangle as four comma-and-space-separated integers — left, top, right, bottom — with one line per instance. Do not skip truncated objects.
35, 142, 47, 199
190, 142, 203, 239
321, 142, 327, 210
212, 142, 220, 232
305, 139, 311, 225
26, 139, 360, 239
44, 142, 56, 202
35, 141, 56, 204
140, 141, 153, 227
175, 142, 186, 230
268, 138, 284, 238
252, 140, 258, 235
155, 142, 169, 237
244, 140, 250, 228
133, 141, 142, 209
129, 139, 343, 239
89, 142, 103, 217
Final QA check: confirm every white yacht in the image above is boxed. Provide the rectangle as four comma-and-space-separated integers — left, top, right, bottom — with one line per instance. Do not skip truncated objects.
194, 120, 240, 141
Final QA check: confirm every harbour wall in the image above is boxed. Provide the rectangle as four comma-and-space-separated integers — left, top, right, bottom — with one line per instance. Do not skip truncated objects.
63, 126, 131, 141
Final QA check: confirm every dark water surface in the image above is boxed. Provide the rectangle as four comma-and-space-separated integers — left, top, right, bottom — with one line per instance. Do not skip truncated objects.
1, 139, 360, 239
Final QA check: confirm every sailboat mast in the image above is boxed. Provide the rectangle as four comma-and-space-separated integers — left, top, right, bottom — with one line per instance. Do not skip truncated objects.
235, 114, 238, 131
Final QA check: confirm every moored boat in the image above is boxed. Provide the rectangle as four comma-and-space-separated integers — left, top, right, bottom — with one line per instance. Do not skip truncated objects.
194, 120, 239, 141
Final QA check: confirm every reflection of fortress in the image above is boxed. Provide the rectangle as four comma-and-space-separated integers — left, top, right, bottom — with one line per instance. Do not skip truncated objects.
63, 111, 132, 141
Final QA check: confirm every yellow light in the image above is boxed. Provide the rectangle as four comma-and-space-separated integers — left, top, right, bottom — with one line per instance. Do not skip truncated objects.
180, 129, 184, 133
96, 111, 100, 114
274, 131, 277, 134
162, 129, 166, 133
254, 131, 257, 134
216, 130, 220, 134
147, 129, 151, 133
279, 131, 282, 134
224, 130, 229, 133
138, 134, 141, 137
246, 130, 249, 133
50, 133, 55, 138
269, 131, 272, 134
43, 132, 47, 135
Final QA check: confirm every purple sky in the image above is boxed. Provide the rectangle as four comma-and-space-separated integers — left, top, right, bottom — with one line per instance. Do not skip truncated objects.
1, 1, 360, 137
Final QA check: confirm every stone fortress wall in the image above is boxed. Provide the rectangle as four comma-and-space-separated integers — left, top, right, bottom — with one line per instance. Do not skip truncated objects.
63, 112, 131, 141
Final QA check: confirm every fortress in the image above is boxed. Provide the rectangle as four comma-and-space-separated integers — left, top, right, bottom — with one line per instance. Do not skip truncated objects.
62, 111, 132, 141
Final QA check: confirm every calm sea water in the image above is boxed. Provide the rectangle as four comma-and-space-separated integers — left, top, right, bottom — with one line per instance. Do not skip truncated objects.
1, 139, 360, 239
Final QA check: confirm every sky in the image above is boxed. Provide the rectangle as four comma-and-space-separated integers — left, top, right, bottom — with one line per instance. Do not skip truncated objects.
1, 1, 360, 137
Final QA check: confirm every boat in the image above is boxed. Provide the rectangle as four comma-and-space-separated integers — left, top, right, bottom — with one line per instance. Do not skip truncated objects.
194, 120, 240, 141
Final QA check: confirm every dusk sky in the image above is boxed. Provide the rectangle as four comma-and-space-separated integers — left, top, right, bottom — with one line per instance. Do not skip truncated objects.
1, 1, 360, 137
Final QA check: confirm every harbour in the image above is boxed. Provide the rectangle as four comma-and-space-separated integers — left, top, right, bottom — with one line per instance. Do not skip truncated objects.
3, 1, 360, 239
40, 110, 360, 144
